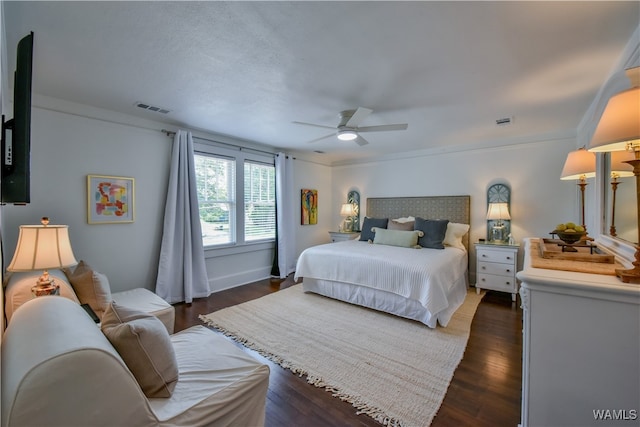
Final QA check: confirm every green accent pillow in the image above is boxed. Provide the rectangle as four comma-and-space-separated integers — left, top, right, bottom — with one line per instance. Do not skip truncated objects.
370, 227, 424, 249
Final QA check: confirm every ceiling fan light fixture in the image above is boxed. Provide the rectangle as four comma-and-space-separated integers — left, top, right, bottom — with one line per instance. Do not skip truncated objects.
337, 129, 358, 141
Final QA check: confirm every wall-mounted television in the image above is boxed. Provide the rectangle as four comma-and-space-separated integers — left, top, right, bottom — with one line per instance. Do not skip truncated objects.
1, 31, 34, 205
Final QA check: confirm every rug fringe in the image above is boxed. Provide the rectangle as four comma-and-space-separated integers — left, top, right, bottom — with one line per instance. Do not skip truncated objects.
199, 314, 406, 427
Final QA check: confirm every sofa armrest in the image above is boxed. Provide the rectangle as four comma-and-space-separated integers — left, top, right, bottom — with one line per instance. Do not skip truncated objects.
4, 269, 79, 323
1, 297, 156, 427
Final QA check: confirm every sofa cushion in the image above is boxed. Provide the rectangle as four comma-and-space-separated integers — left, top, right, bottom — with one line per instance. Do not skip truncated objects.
64, 260, 112, 319
101, 302, 179, 398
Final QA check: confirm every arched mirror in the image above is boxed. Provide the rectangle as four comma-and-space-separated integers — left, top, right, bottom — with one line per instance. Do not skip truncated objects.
347, 190, 360, 232
604, 152, 637, 244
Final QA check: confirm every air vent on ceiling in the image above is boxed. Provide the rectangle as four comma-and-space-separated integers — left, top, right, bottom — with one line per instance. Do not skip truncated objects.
135, 102, 171, 114
495, 116, 514, 126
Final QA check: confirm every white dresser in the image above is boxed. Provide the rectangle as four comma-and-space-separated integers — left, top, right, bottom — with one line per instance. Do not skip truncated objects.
517, 238, 640, 427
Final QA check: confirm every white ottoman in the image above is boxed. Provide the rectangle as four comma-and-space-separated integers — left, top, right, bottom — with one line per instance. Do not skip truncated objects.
112, 288, 175, 334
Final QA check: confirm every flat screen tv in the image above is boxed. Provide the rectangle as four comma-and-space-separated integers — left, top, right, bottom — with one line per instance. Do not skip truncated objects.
1, 31, 33, 204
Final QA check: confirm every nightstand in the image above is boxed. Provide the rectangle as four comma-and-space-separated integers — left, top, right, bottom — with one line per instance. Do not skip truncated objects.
328, 231, 360, 243
474, 242, 519, 301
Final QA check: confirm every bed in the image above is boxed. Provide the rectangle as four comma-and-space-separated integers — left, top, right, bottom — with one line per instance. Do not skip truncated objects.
295, 196, 470, 328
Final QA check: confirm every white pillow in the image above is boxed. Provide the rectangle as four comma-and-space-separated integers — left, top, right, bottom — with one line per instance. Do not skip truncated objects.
443, 222, 470, 251
391, 216, 415, 223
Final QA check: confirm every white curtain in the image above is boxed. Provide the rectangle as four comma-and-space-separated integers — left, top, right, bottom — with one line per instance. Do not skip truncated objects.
275, 153, 296, 278
156, 130, 209, 303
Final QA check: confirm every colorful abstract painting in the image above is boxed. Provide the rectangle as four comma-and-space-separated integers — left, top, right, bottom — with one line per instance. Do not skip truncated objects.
301, 189, 318, 225
87, 175, 135, 224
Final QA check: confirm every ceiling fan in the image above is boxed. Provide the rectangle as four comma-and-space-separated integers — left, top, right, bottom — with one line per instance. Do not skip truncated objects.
293, 107, 408, 146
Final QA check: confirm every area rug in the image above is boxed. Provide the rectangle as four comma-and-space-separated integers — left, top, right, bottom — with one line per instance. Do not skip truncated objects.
199, 285, 484, 427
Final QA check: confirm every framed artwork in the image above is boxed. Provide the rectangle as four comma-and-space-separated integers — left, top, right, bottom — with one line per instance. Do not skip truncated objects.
301, 189, 318, 225
87, 175, 135, 224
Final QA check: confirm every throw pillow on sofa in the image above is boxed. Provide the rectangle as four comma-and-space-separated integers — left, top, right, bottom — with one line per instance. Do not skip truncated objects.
101, 302, 179, 398
63, 260, 112, 319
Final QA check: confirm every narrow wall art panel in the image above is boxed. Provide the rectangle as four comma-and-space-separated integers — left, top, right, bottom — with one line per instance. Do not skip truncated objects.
301, 189, 318, 225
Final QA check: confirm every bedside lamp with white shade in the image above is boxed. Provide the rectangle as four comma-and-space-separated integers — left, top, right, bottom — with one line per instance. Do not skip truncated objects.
7, 217, 78, 296
340, 203, 356, 232
486, 202, 511, 243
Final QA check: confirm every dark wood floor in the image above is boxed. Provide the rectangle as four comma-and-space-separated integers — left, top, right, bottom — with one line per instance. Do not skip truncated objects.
173, 276, 522, 427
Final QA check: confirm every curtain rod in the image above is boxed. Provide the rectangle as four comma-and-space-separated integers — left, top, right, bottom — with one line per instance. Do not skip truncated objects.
161, 129, 276, 157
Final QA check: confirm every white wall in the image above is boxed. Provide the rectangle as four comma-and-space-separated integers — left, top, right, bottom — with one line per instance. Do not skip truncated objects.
331, 137, 581, 280
0, 100, 295, 295
2, 106, 171, 293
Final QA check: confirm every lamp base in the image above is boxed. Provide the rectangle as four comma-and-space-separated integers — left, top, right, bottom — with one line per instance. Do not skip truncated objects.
616, 245, 640, 284
31, 270, 61, 297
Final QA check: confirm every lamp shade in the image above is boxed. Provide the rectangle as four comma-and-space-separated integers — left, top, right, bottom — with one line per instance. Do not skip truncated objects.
7, 224, 78, 272
486, 203, 511, 221
340, 203, 355, 216
589, 67, 639, 152
610, 150, 635, 178
560, 147, 596, 180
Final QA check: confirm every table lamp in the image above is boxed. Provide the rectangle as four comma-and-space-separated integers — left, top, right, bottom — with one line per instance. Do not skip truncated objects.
588, 66, 639, 283
486, 202, 511, 242
560, 147, 596, 237
340, 203, 356, 232
7, 217, 78, 296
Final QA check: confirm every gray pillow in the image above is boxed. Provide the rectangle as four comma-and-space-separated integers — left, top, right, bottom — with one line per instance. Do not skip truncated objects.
414, 218, 450, 249
359, 217, 389, 241
101, 302, 179, 398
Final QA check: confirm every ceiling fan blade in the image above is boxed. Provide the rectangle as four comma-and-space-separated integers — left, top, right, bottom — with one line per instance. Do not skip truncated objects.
354, 135, 369, 146
345, 107, 373, 128
306, 133, 335, 144
357, 123, 408, 133
293, 121, 336, 130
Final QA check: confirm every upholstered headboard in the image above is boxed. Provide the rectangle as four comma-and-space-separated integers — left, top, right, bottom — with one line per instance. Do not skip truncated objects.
366, 196, 471, 251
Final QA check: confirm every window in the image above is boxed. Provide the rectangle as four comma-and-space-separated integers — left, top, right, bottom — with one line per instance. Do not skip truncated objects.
195, 154, 235, 246
244, 161, 275, 241
194, 146, 275, 248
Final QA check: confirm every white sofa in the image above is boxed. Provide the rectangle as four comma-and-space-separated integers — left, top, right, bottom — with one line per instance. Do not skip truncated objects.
1, 296, 270, 427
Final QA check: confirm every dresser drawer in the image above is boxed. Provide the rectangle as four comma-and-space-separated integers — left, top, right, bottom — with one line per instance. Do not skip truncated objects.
477, 273, 517, 292
478, 261, 516, 277
477, 249, 517, 265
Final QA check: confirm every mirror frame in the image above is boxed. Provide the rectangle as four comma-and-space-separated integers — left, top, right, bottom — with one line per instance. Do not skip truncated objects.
594, 153, 637, 264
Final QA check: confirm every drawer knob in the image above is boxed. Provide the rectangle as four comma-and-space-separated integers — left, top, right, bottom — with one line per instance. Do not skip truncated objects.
482, 266, 486, 270
482, 254, 487, 257
506, 281, 511, 285
506, 269, 511, 273
481, 278, 486, 282
506, 256, 512, 260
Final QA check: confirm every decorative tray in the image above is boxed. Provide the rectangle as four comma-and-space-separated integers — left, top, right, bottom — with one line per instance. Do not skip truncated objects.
538, 238, 614, 264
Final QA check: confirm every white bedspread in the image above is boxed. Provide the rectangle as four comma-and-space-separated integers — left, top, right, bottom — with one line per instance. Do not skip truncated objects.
294, 240, 468, 317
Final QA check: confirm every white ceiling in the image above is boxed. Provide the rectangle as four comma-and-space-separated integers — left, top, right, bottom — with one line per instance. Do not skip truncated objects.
3, 1, 639, 165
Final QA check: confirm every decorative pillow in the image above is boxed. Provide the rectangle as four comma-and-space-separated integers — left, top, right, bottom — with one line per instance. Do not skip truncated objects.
443, 222, 470, 251
101, 302, 179, 398
359, 217, 389, 241
371, 227, 423, 248
388, 220, 415, 231
391, 216, 415, 224
63, 260, 112, 319
414, 218, 450, 249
